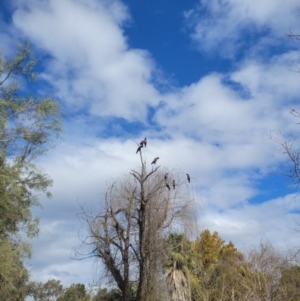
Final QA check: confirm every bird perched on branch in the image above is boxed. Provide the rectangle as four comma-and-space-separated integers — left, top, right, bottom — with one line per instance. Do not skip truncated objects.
140, 137, 147, 147
164, 173, 168, 181
186, 174, 190, 183
172, 179, 175, 189
166, 183, 170, 190
151, 157, 159, 164
136, 145, 143, 153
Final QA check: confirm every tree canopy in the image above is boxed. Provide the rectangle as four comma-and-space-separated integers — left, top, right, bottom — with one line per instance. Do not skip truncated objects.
0, 42, 62, 300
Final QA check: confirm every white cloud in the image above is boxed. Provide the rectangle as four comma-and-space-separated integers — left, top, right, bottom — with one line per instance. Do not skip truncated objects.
231, 51, 300, 101
185, 0, 300, 56
27, 218, 93, 286
155, 49, 300, 152
200, 193, 300, 251
12, 0, 159, 121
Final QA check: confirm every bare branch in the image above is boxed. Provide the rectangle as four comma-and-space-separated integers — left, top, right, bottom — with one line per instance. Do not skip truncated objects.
76, 158, 198, 301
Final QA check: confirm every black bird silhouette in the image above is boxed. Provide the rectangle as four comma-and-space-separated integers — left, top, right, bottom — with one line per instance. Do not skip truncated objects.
151, 157, 159, 164
166, 183, 170, 190
186, 174, 190, 183
172, 179, 175, 189
164, 173, 168, 181
140, 137, 147, 147
136, 145, 143, 153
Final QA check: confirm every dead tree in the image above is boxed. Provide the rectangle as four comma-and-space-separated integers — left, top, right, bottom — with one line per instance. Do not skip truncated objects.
78, 147, 196, 301
271, 109, 300, 191
245, 241, 300, 301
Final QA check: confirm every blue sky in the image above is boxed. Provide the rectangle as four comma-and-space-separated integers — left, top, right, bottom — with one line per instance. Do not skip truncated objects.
2, 0, 300, 288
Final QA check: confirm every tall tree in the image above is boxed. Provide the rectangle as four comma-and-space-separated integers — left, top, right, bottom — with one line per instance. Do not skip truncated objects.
181, 230, 250, 301
0, 42, 62, 300
78, 146, 196, 301
245, 241, 300, 301
57, 283, 90, 301
30, 279, 64, 301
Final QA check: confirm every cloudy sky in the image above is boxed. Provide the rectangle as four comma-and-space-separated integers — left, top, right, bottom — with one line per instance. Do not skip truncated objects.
2, 0, 300, 288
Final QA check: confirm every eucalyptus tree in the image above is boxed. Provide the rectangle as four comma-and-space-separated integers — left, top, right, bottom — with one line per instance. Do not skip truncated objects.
0, 42, 62, 300
30, 279, 64, 301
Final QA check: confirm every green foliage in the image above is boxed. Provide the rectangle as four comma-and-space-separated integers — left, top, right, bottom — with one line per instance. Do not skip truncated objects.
0, 42, 62, 300
92, 288, 123, 301
166, 230, 251, 301
57, 284, 90, 301
0, 42, 61, 239
0, 237, 30, 301
196, 232, 254, 300
279, 265, 300, 300
193, 229, 225, 271
165, 230, 300, 301
165, 233, 192, 271
30, 279, 64, 301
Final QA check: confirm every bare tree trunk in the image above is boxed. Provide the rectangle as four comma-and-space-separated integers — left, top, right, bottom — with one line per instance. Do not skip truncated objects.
136, 195, 146, 301
167, 262, 191, 301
